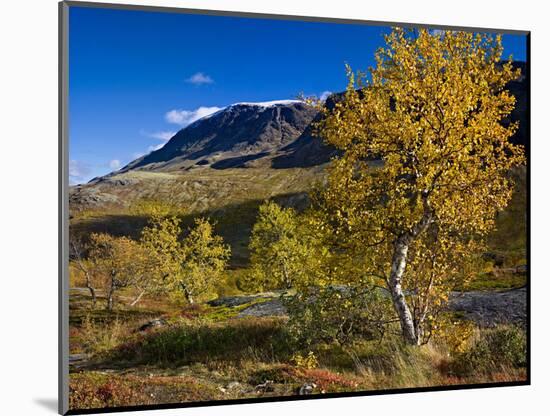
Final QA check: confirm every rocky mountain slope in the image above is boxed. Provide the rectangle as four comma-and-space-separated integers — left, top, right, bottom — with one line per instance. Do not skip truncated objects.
119, 100, 336, 173
506, 61, 528, 148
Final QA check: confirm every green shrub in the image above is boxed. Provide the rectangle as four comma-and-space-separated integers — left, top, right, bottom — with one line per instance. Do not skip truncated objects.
284, 286, 393, 349
79, 314, 129, 356
485, 326, 527, 367
114, 317, 291, 366
450, 326, 527, 376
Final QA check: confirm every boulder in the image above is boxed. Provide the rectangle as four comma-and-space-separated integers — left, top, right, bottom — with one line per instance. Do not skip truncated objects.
138, 318, 167, 332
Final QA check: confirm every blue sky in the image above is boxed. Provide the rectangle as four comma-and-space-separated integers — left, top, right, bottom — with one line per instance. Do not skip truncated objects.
68, 6, 527, 184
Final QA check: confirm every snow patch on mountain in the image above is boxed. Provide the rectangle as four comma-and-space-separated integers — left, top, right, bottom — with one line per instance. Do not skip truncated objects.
231, 99, 301, 108
185, 100, 302, 129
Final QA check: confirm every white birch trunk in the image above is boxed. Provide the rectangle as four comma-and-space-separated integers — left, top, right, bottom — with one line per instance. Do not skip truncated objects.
388, 235, 419, 345
387, 198, 434, 345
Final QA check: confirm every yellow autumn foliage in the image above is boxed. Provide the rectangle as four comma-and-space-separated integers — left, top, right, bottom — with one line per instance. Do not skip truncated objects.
314, 28, 525, 344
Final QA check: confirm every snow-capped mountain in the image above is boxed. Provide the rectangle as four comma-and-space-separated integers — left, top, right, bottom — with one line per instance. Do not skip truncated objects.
120, 100, 336, 173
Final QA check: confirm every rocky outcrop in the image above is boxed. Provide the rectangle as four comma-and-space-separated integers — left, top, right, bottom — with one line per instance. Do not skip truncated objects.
210, 288, 527, 326
138, 318, 167, 332
69, 185, 120, 210
448, 287, 527, 327
238, 299, 288, 318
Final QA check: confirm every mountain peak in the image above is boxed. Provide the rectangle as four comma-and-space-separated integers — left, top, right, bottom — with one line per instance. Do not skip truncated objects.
229, 99, 301, 108
120, 99, 331, 173
183, 100, 303, 130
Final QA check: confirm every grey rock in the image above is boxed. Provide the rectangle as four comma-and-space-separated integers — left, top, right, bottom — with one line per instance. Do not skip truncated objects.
298, 383, 317, 395
69, 353, 89, 363
69, 186, 120, 208
69, 353, 90, 369
138, 318, 167, 332
448, 287, 527, 327
106, 178, 135, 186
238, 299, 287, 318
207, 295, 262, 308
255, 380, 274, 393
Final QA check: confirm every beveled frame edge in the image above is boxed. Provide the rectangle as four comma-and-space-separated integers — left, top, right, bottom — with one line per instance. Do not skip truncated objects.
61, 0, 530, 35
59, 1, 70, 414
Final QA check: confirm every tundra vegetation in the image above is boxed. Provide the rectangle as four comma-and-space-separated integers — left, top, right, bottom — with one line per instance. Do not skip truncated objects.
68, 29, 527, 411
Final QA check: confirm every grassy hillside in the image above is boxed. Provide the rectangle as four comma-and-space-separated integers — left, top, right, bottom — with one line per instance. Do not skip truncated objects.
70, 164, 526, 287
71, 166, 326, 213
70, 166, 326, 267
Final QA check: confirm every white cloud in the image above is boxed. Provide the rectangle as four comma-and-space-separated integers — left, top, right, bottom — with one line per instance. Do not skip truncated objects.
148, 130, 176, 141
147, 143, 165, 152
109, 159, 121, 170
185, 72, 214, 85
133, 130, 177, 160
165, 106, 222, 127
132, 103, 221, 162
140, 129, 177, 141
319, 91, 332, 101
69, 159, 92, 185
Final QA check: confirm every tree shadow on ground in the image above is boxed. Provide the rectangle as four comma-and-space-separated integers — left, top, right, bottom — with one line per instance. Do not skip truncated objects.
70, 192, 310, 268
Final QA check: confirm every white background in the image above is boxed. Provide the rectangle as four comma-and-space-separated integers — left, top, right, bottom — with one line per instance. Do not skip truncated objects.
1, 0, 548, 414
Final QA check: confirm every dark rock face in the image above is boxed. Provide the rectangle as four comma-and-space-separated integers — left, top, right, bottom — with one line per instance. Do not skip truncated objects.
271, 115, 340, 168
506, 61, 528, 149
448, 287, 527, 327
122, 101, 321, 172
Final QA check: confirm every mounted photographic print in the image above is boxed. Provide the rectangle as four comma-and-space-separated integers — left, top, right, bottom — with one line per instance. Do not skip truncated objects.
59, 1, 530, 414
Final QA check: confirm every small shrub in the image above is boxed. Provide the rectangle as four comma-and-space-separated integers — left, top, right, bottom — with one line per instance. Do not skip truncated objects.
248, 364, 298, 385
450, 326, 526, 376
179, 303, 207, 320
214, 270, 244, 298
485, 325, 527, 367
432, 317, 476, 354
248, 364, 363, 393
80, 314, 128, 356
129, 199, 184, 218
113, 317, 290, 365
291, 351, 319, 369
69, 372, 223, 410
69, 373, 149, 410
285, 286, 392, 349
297, 368, 362, 392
